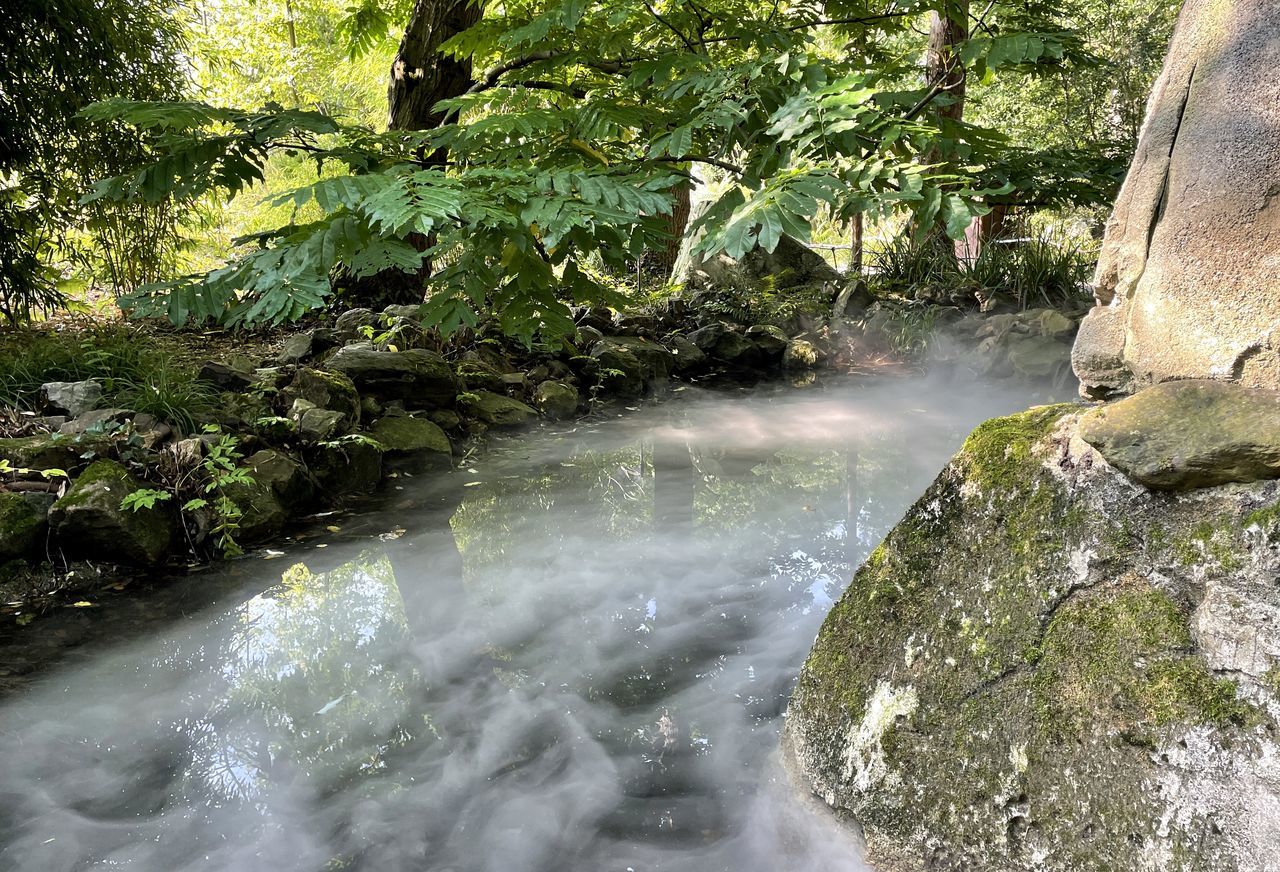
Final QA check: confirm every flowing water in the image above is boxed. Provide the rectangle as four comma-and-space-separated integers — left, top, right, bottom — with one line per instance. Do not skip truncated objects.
0, 374, 1046, 872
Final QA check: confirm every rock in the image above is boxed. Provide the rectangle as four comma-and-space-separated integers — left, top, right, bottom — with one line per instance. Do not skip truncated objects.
1078, 0, 1280, 396
325, 344, 459, 407
223, 476, 287, 545
687, 322, 728, 353
526, 365, 550, 383
277, 331, 319, 365
831, 279, 874, 321
197, 361, 255, 392
285, 368, 360, 432
0, 492, 44, 559
613, 313, 657, 335
710, 330, 761, 367
533, 381, 579, 420
305, 438, 382, 496
666, 335, 707, 373
0, 435, 100, 471
429, 410, 462, 430
575, 325, 605, 349
297, 408, 345, 442
58, 408, 134, 436
1080, 379, 1280, 490
783, 338, 824, 370
1029, 308, 1076, 339
575, 306, 613, 332
243, 449, 315, 509
370, 416, 452, 463
47, 460, 171, 565
456, 360, 507, 392
785, 405, 1280, 872
1071, 305, 1131, 399
360, 395, 383, 418
382, 304, 423, 321
459, 391, 538, 427
1004, 334, 1072, 380
680, 234, 841, 292
38, 380, 102, 417
592, 337, 674, 381
745, 324, 789, 360
334, 307, 377, 337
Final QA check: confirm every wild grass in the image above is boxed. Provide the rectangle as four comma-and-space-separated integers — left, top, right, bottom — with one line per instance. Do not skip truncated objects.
869, 234, 1094, 310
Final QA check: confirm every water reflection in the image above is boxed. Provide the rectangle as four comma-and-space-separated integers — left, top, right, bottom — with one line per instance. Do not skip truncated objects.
0, 375, 1048, 871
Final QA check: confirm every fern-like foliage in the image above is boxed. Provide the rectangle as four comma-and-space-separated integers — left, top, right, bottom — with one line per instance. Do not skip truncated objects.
82, 0, 1110, 340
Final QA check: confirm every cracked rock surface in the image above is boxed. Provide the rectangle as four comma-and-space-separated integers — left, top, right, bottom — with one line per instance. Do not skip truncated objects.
784, 404, 1280, 872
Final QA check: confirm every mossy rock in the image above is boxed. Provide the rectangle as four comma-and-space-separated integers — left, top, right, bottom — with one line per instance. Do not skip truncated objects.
369, 416, 451, 466
305, 438, 383, 497
224, 477, 288, 545
0, 435, 107, 472
286, 367, 361, 432
532, 381, 579, 420
785, 405, 1280, 872
244, 449, 316, 509
0, 492, 44, 560
47, 460, 172, 565
457, 391, 537, 427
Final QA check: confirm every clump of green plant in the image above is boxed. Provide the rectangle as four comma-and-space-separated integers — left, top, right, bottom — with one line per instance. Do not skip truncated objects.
0, 327, 212, 429
121, 425, 252, 557
868, 234, 1093, 311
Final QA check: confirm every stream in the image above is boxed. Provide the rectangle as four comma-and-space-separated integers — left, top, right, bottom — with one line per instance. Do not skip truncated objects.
0, 374, 1046, 872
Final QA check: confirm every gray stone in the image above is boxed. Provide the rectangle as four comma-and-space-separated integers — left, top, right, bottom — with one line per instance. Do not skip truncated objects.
533, 381, 579, 420
1072, 305, 1131, 399
38, 380, 102, 417
1080, 379, 1280, 490
680, 234, 841, 292
277, 331, 318, 365
325, 343, 459, 406
334, 307, 377, 337
1004, 334, 1072, 380
223, 477, 287, 545
297, 408, 345, 442
305, 438, 382, 496
831, 279, 874, 321
576, 325, 605, 349
459, 391, 538, 427
687, 322, 728, 353
47, 460, 171, 565
592, 337, 674, 381
59, 408, 134, 436
786, 405, 1280, 872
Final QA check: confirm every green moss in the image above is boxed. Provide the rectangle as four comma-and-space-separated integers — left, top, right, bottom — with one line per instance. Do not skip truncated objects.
960, 404, 1075, 492
1032, 583, 1260, 738
0, 493, 42, 559
1169, 519, 1244, 570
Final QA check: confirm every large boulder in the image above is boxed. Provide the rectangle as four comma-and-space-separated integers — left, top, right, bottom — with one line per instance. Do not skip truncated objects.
243, 449, 316, 509
679, 234, 841, 293
1075, 0, 1280, 396
325, 344, 458, 407
47, 460, 171, 565
785, 405, 1280, 872
305, 438, 383, 497
1079, 379, 1280, 490
532, 381, 579, 420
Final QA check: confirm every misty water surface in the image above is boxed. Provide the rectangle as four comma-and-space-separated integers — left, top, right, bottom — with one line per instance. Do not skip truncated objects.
0, 375, 1046, 872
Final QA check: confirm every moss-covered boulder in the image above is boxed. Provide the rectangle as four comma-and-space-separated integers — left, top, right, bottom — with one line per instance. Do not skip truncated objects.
458, 391, 537, 427
47, 460, 172, 565
532, 381, 579, 420
305, 437, 383, 497
369, 416, 451, 465
286, 367, 361, 432
0, 493, 44, 559
223, 477, 288, 545
244, 449, 316, 509
325, 343, 458, 407
785, 405, 1280, 872
1080, 379, 1280, 490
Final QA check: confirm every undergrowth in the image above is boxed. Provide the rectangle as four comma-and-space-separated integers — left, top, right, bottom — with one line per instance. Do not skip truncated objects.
0, 327, 213, 430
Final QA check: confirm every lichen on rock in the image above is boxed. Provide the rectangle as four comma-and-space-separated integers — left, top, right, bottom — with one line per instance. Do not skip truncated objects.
784, 405, 1280, 872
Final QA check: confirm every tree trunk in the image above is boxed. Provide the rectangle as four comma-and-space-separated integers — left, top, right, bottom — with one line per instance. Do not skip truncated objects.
925, 3, 968, 130
1073, 0, 1280, 397
337, 0, 482, 311
651, 180, 692, 276
388, 0, 482, 134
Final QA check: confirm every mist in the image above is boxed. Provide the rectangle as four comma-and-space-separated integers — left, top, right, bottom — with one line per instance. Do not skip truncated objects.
0, 373, 1048, 872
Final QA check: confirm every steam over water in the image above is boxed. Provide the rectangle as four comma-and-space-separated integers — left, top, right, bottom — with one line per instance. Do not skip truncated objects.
0, 375, 1043, 872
